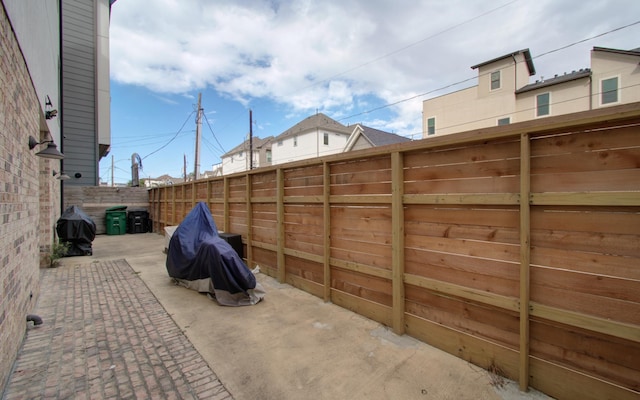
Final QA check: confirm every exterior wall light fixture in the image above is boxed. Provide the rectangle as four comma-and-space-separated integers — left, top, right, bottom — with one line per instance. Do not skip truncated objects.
29, 135, 64, 159
52, 170, 70, 180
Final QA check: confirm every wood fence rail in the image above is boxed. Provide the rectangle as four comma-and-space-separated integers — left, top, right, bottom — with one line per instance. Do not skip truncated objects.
149, 102, 640, 400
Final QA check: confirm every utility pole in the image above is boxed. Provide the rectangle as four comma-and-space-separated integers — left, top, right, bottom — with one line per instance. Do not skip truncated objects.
183, 154, 187, 181
111, 154, 114, 187
249, 109, 253, 170
194, 92, 202, 180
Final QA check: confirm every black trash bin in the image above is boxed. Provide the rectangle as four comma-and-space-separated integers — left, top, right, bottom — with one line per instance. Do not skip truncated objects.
127, 210, 150, 234
56, 205, 96, 256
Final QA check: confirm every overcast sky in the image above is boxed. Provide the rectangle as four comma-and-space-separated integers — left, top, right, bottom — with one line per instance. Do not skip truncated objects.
102, 0, 640, 182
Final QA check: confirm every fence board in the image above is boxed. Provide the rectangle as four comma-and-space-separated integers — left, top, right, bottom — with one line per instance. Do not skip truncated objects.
405, 285, 520, 349
530, 319, 640, 393
331, 267, 392, 307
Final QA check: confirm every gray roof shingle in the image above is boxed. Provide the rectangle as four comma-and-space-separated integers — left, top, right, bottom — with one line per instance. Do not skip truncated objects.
359, 126, 411, 146
275, 113, 351, 141
515, 69, 591, 94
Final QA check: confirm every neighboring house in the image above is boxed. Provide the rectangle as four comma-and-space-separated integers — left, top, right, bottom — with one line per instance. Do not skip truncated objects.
271, 113, 353, 165
201, 168, 222, 179
344, 124, 411, 152
144, 174, 184, 187
61, 0, 113, 186
221, 136, 274, 175
222, 116, 409, 172
422, 46, 640, 137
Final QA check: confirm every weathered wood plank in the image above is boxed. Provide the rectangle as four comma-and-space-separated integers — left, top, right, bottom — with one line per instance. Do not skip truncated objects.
531, 246, 640, 280
531, 191, 640, 206
531, 169, 640, 192
405, 285, 520, 348
404, 193, 519, 205
530, 302, 640, 343
519, 132, 532, 390
330, 288, 392, 327
529, 356, 640, 400
391, 152, 405, 335
405, 313, 521, 382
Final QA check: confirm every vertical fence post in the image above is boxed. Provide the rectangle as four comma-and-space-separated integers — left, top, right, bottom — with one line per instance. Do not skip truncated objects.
323, 161, 331, 302
171, 185, 176, 225
391, 152, 406, 335
277, 168, 286, 283
206, 180, 211, 211
191, 181, 196, 208
519, 133, 531, 391
181, 185, 186, 221
223, 177, 230, 233
246, 173, 253, 267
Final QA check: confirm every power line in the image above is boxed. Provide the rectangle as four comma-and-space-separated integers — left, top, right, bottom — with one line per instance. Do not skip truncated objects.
336, 19, 640, 124
203, 112, 227, 154
204, 1, 522, 140
142, 111, 195, 161
300, 0, 520, 92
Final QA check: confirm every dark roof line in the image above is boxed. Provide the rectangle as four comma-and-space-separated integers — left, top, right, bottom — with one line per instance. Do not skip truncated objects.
592, 46, 640, 57
515, 69, 591, 94
471, 48, 536, 76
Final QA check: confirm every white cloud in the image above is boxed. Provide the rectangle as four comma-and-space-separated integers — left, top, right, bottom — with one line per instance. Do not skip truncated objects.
110, 0, 640, 137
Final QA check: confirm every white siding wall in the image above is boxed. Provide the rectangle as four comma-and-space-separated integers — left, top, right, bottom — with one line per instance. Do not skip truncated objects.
222, 150, 258, 175
271, 130, 349, 165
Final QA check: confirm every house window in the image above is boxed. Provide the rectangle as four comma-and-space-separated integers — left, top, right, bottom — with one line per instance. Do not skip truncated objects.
239, 151, 243, 157
536, 93, 550, 117
601, 77, 619, 105
323, 132, 329, 145
497, 117, 510, 126
293, 136, 297, 147
278, 140, 283, 146
491, 71, 501, 90
266, 150, 272, 162
427, 117, 435, 136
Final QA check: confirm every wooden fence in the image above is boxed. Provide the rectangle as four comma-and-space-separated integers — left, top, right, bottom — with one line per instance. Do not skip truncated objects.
149, 102, 640, 400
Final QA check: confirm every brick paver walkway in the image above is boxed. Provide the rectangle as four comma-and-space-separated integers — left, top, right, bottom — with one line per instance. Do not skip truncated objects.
3, 259, 233, 400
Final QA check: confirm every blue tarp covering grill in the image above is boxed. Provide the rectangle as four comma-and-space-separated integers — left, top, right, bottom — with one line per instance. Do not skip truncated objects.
165, 202, 265, 306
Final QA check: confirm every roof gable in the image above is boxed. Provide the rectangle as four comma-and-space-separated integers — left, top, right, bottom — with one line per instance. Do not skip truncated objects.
223, 136, 274, 157
471, 48, 536, 76
344, 124, 411, 151
275, 113, 351, 141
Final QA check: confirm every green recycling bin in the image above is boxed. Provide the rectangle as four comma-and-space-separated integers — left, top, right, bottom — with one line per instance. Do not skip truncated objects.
105, 206, 127, 235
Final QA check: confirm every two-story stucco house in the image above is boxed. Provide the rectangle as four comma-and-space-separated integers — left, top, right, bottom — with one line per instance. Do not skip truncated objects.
422, 46, 640, 138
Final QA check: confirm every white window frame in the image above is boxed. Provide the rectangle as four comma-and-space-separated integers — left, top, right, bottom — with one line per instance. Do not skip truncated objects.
426, 117, 436, 136
323, 132, 329, 145
293, 136, 298, 147
536, 92, 551, 117
497, 117, 510, 126
600, 75, 620, 106
490, 70, 501, 91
